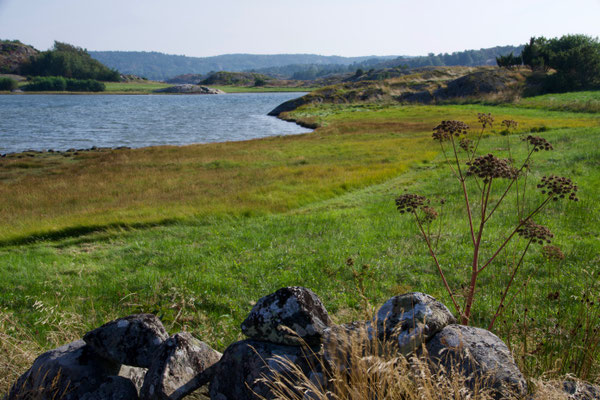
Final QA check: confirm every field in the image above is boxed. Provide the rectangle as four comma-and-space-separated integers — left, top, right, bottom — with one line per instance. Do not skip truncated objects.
1, 93, 600, 393
517, 90, 600, 113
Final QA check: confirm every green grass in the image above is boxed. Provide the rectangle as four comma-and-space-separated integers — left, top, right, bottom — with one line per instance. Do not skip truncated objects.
517, 90, 600, 113
1, 101, 599, 392
103, 81, 173, 93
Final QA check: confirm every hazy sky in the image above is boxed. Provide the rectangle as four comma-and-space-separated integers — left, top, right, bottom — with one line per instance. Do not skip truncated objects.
1, 0, 599, 57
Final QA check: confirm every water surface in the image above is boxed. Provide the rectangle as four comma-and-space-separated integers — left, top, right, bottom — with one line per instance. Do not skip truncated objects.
0, 93, 311, 153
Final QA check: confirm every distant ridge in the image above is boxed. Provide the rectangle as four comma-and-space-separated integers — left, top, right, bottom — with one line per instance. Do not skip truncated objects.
88, 51, 399, 81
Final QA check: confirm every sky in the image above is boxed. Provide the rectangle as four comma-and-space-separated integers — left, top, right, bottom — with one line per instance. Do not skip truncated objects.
1, 0, 599, 58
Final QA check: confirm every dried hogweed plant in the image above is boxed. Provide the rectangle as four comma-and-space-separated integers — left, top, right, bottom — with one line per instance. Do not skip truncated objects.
396, 114, 578, 328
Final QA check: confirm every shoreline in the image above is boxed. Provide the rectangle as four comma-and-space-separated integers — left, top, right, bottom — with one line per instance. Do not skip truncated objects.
0, 115, 313, 157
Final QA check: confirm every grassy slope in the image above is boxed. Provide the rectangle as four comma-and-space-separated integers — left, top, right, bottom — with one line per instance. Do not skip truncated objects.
1, 98, 600, 390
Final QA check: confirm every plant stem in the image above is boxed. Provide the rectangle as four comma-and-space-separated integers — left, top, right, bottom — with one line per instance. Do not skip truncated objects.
413, 212, 461, 315
479, 197, 551, 273
450, 136, 476, 245
488, 239, 532, 330
485, 149, 535, 223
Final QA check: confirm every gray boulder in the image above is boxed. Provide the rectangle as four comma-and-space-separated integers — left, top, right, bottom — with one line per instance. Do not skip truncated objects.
140, 332, 221, 400
241, 287, 332, 346
80, 376, 139, 400
426, 324, 527, 399
209, 339, 322, 400
561, 380, 600, 400
6, 340, 120, 400
83, 314, 169, 368
376, 292, 456, 354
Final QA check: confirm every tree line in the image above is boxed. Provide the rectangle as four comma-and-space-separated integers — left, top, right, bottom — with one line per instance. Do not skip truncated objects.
497, 34, 600, 92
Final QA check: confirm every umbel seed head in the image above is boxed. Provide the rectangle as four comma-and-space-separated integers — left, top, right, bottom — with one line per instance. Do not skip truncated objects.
395, 194, 428, 214
433, 120, 469, 141
459, 137, 474, 153
501, 119, 518, 130
524, 135, 553, 152
478, 113, 494, 128
537, 175, 579, 201
466, 154, 518, 182
517, 220, 553, 244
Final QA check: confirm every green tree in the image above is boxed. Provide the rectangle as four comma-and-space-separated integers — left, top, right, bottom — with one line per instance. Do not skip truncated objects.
544, 34, 600, 91
521, 36, 550, 72
22, 41, 120, 81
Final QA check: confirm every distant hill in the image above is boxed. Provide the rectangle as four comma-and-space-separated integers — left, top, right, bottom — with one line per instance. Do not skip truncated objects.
377, 45, 525, 69
251, 45, 525, 81
88, 51, 399, 81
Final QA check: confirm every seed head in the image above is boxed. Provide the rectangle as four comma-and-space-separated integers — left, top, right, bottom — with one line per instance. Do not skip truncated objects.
395, 194, 428, 214
501, 119, 518, 130
478, 113, 494, 128
524, 135, 553, 152
421, 206, 438, 223
459, 137, 474, 153
517, 220, 554, 244
466, 154, 518, 183
433, 120, 469, 142
537, 175, 579, 201
542, 245, 565, 261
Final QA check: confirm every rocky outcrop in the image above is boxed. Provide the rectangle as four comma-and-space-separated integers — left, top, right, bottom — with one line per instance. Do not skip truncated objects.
153, 85, 225, 94
0, 40, 38, 74
376, 292, 456, 354
140, 332, 221, 400
241, 286, 332, 346
84, 313, 169, 368
426, 324, 528, 399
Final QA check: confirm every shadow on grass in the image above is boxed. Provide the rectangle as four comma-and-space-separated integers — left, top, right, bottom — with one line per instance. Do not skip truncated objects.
0, 218, 187, 248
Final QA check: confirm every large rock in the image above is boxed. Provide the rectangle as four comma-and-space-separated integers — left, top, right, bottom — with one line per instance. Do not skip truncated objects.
6, 340, 120, 400
376, 292, 456, 354
83, 314, 169, 368
80, 376, 139, 400
241, 287, 332, 346
426, 324, 527, 399
140, 332, 221, 400
209, 339, 322, 400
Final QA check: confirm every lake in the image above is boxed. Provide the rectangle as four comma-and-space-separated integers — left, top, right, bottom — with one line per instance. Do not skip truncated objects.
0, 93, 311, 153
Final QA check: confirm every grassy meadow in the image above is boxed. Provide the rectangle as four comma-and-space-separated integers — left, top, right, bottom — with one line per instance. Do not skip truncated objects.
1, 93, 600, 393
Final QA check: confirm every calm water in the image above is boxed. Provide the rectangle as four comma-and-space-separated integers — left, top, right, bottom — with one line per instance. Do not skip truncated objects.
0, 93, 311, 153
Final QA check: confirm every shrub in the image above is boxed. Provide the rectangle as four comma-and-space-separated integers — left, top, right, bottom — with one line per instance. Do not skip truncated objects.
0, 77, 18, 91
24, 76, 105, 92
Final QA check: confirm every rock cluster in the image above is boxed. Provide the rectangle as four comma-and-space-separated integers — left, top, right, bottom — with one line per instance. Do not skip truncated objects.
6, 315, 220, 400
153, 85, 225, 94
6, 287, 600, 399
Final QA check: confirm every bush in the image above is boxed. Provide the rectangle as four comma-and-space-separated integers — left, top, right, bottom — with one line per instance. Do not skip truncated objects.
24, 76, 105, 92
23, 76, 67, 91
0, 77, 18, 91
